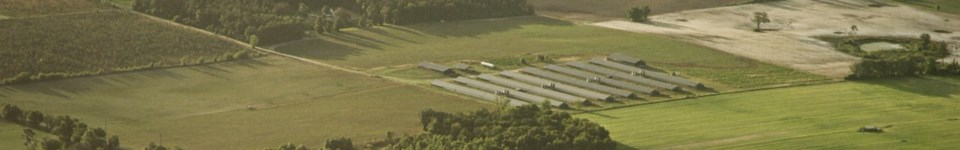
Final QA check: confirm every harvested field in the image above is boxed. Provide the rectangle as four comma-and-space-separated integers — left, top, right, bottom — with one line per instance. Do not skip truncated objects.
593, 0, 960, 77
0, 56, 491, 149
579, 76, 960, 149
528, 0, 750, 22
0, 11, 255, 84
0, 0, 111, 18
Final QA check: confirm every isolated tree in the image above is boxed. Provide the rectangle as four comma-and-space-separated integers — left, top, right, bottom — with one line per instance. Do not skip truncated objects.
107, 135, 120, 150
314, 15, 326, 34
2, 104, 23, 122
752, 12, 771, 31
249, 35, 259, 48
324, 137, 354, 150
298, 2, 310, 17
627, 6, 652, 22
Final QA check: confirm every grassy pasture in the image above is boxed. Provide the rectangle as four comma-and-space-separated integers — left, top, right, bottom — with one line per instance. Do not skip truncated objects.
0, 56, 491, 149
577, 76, 960, 149
0, 0, 111, 18
895, 0, 960, 14
275, 16, 826, 90
527, 0, 750, 21
0, 11, 255, 85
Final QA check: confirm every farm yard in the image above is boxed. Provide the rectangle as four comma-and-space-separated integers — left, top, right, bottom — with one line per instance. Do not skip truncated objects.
0, 10, 259, 85
2, 0, 960, 149
274, 16, 827, 90
0, 56, 491, 149
430, 53, 714, 109
578, 76, 960, 149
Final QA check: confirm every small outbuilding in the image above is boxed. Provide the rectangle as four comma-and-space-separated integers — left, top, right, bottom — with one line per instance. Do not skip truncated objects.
451, 63, 472, 70
859, 126, 883, 133
607, 53, 646, 66
419, 61, 454, 74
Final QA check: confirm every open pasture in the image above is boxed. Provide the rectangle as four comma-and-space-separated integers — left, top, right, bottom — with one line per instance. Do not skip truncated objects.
0, 0, 111, 18
274, 16, 827, 90
896, 0, 960, 14
578, 76, 960, 149
527, 0, 750, 21
0, 56, 491, 149
0, 11, 254, 85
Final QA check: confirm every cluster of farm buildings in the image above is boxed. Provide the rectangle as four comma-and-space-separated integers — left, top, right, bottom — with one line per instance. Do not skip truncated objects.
421, 53, 705, 109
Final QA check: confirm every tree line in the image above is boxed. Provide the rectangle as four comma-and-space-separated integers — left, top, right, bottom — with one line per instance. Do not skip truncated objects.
132, 0, 533, 46
391, 103, 616, 150
266, 102, 615, 149
2, 104, 119, 150
829, 34, 959, 79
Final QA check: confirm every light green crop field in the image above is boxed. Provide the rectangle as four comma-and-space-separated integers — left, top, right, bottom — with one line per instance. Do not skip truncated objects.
896, 0, 960, 14
577, 76, 960, 149
275, 16, 827, 90
0, 56, 491, 149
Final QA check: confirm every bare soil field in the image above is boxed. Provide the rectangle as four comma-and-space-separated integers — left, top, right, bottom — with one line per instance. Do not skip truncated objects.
593, 0, 960, 77
528, 0, 749, 22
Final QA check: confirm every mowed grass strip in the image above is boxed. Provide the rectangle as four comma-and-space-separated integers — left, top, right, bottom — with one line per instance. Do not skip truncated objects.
275, 16, 826, 89
577, 76, 960, 150
0, 0, 111, 18
0, 56, 491, 149
0, 11, 252, 83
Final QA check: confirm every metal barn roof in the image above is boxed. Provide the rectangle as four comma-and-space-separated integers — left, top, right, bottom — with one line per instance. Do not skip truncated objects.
607, 53, 645, 66
419, 62, 452, 73
567, 62, 680, 91
431, 80, 528, 106
544, 65, 659, 95
590, 58, 704, 88
453, 77, 569, 108
520, 67, 635, 98
500, 71, 613, 101
477, 74, 587, 103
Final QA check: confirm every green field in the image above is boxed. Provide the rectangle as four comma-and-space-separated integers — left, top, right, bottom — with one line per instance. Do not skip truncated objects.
275, 16, 826, 90
896, 0, 960, 14
0, 122, 26, 149
0, 11, 256, 85
0, 56, 491, 149
527, 0, 748, 21
0, 0, 111, 18
577, 76, 960, 149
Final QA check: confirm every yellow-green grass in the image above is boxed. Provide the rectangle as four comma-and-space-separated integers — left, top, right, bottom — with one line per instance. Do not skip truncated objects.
527, 0, 748, 21
0, 56, 491, 149
577, 76, 960, 149
0, 0, 112, 18
275, 16, 827, 90
0, 11, 252, 84
1, 122, 26, 149
896, 0, 960, 14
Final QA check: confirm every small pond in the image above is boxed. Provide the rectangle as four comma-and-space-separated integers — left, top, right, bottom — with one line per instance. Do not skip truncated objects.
860, 42, 905, 52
